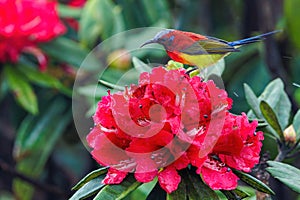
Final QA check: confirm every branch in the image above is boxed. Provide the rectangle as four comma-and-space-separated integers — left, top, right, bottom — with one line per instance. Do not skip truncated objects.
0, 158, 68, 198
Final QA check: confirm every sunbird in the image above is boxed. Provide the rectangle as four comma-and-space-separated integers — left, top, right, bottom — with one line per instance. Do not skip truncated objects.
140, 29, 280, 69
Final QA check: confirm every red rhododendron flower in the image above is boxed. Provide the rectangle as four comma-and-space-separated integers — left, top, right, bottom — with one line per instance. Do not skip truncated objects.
0, 0, 66, 70
87, 67, 233, 193
198, 113, 264, 190
87, 66, 263, 193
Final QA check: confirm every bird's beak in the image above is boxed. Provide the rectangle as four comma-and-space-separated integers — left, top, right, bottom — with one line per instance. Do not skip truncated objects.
140, 39, 157, 48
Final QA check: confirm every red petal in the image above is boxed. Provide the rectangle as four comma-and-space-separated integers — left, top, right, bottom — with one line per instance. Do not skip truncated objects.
148, 67, 168, 83
216, 113, 264, 172
220, 130, 264, 172
126, 130, 173, 153
87, 129, 134, 172
158, 167, 181, 193
170, 153, 190, 170
134, 159, 158, 183
103, 168, 128, 184
187, 145, 207, 168
135, 171, 157, 183
200, 158, 238, 190
93, 95, 117, 129
213, 130, 244, 156
135, 156, 157, 171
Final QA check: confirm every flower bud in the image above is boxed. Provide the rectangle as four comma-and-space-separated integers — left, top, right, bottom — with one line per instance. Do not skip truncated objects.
107, 49, 131, 70
283, 125, 296, 144
166, 60, 183, 70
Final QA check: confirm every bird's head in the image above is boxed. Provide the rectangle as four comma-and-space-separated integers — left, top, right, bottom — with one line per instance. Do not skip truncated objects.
140, 29, 176, 48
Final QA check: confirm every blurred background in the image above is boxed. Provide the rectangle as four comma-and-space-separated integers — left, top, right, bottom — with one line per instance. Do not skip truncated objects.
0, 0, 299, 199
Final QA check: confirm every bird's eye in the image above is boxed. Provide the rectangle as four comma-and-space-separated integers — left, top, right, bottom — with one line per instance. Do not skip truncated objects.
160, 37, 168, 42
169, 35, 175, 42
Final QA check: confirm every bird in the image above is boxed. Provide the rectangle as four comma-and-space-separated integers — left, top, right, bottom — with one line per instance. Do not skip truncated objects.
140, 29, 280, 69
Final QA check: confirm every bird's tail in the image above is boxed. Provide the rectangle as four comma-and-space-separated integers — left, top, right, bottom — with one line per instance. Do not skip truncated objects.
228, 30, 281, 47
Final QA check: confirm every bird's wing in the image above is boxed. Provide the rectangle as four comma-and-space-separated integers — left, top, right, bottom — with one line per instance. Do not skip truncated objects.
180, 37, 239, 55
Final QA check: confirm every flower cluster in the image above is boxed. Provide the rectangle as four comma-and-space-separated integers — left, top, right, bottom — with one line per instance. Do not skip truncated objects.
0, 0, 66, 70
87, 67, 264, 193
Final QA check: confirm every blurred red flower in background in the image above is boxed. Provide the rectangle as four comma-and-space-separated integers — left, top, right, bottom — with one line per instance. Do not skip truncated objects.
67, 0, 86, 6
0, 0, 66, 70
64, 0, 86, 30
87, 67, 263, 193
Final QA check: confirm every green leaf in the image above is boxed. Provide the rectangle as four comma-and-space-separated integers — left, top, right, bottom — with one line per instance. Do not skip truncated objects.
257, 122, 269, 128
0, 69, 9, 102
70, 175, 106, 200
13, 97, 72, 200
233, 187, 250, 199
58, 4, 82, 18
295, 88, 300, 105
245, 79, 291, 138
258, 79, 283, 107
79, 0, 117, 47
126, 178, 158, 200
267, 161, 300, 193
245, 79, 291, 130
0, 191, 14, 200
110, 6, 125, 38
260, 101, 284, 141
285, 0, 300, 49
140, 0, 172, 26
186, 171, 219, 200
4, 65, 38, 114
18, 65, 72, 96
72, 167, 108, 190
258, 79, 291, 129
132, 57, 152, 73
221, 187, 250, 200
233, 169, 275, 195
40, 37, 99, 70
202, 59, 225, 81
273, 90, 291, 130
98, 80, 125, 91
293, 110, 300, 141
167, 176, 187, 200
93, 175, 141, 200
77, 84, 108, 99
220, 190, 241, 200
13, 97, 70, 158
244, 83, 261, 118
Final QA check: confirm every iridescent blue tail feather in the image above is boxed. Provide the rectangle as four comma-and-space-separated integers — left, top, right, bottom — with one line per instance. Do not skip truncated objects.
228, 30, 281, 47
